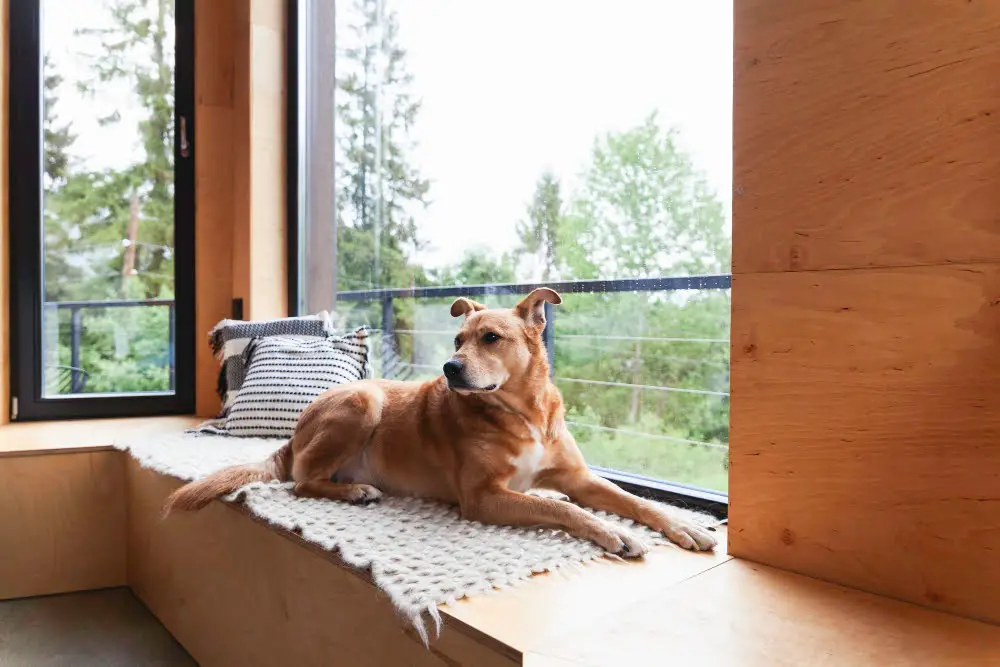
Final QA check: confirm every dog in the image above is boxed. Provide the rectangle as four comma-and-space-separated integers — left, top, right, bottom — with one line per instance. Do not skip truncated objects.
164, 288, 717, 555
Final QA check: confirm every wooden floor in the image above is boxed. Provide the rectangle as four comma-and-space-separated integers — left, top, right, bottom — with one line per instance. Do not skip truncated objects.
3, 417, 1000, 666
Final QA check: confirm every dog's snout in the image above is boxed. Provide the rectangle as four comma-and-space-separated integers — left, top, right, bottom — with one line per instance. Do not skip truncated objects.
443, 360, 464, 381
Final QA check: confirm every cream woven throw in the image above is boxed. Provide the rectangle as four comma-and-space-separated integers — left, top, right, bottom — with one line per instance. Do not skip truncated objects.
116, 433, 718, 643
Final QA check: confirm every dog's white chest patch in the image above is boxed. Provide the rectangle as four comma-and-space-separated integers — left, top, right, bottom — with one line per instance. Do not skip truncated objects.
508, 425, 545, 492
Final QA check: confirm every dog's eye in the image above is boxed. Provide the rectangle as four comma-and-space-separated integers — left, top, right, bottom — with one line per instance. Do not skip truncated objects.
454, 336, 462, 350
481, 331, 501, 344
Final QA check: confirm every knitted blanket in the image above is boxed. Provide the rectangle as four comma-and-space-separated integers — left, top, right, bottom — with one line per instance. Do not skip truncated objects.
116, 433, 718, 643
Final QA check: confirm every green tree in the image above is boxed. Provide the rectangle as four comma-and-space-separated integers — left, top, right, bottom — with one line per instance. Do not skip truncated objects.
561, 113, 729, 280
42, 0, 177, 393
516, 171, 562, 281
336, 0, 430, 292
554, 114, 730, 424
428, 248, 518, 287
74, 0, 176, 300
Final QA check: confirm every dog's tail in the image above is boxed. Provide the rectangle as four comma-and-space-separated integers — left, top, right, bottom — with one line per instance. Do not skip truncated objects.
162, 442, 293, 516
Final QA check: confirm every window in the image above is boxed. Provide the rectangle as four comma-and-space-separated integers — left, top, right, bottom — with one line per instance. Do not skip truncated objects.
8, 0, 195, 420
290, 1, 732, 511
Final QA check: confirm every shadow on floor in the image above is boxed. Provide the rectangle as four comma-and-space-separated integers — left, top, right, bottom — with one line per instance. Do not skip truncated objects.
0, 587, 196, 666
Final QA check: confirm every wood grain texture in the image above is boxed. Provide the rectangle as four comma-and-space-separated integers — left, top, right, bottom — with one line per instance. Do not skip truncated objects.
126, 461, 516, 667
194, 0, 237, 417
534, 560, 1000, 667
445, 533, 729, 654
0, 416, 199, 457
247, 2, 287, 321
228, 1, 287, 323
729, 265, 1000, 622
0, 451, 126, 599
733, 0, 1000, 273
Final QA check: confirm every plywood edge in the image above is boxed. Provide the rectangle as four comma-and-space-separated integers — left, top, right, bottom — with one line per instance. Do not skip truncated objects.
0, 444, 116, 459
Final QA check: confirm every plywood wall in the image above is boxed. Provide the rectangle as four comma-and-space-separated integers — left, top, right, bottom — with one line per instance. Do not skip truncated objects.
195, 0, 288, 416
194, 0, 239, 417
730, 0, 1000, 624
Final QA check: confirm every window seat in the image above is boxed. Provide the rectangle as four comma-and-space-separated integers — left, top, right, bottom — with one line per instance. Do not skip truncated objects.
2, 418, 999, 666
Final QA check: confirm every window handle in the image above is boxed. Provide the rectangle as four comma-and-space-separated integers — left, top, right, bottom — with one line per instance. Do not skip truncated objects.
179, 115, 190, 158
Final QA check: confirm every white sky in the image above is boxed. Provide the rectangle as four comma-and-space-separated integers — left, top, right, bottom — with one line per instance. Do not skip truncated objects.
394, 0, 733, 269
45, 0, 732, 273
44, 0, 159, 172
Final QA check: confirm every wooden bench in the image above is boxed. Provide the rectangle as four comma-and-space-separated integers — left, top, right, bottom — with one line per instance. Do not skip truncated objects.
2, 418, 999, 666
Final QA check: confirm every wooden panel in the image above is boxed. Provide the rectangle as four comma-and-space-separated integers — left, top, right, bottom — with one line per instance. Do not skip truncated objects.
0, 416, 199, 457
733, 0, 1000, 273
0, 451, 126, 599
194, 0, 238, 417
446, 533, 729, 654
729, 264, 1000, 622
194, 0, 236, 108
534, 560, 1000, 667
126, 461, 516, 667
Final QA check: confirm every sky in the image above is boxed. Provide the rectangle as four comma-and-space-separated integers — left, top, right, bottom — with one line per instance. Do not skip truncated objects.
392, 0, 733, 269
44, 0, 733, 273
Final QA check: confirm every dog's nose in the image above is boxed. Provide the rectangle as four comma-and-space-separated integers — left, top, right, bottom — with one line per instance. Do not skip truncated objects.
443, 360, 464, 380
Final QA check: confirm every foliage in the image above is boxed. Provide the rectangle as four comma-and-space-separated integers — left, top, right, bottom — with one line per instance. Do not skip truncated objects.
43, 0, 175, 393
516, 171, 563, 281
335, 0, 430, 292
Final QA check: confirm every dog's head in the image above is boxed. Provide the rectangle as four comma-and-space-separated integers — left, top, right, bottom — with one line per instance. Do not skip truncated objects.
443, 288, 562, 393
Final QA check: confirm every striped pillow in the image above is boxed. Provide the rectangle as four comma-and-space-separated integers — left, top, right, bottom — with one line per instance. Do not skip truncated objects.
210, 312, 337, 418
221, 328, 370, 438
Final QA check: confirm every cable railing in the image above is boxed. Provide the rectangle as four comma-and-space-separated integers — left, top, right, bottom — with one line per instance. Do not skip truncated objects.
337, 275, 732, 455
43, 298, 176, 394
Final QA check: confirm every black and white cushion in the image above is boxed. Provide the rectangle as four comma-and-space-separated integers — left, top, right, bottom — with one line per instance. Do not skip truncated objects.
225, 328, 370, 438
210, 312, 336, 417
195, 326, 371, 438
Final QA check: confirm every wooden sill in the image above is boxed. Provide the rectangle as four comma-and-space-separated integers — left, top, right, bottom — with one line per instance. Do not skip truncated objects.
0, 416, 200, 457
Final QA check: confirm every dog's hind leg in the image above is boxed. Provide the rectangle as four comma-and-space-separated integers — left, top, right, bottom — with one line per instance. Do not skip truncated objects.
289, 383, 385, 505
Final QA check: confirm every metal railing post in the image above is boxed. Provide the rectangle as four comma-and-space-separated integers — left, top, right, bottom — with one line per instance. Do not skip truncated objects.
168, 303, 176, 391
70, 307, 83, 393
381, 294, 395, 375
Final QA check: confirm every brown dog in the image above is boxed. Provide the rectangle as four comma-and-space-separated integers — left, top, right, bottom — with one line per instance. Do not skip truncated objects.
165, 289, 717, 555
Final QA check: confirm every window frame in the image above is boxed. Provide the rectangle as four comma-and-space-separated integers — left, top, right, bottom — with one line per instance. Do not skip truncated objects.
285, 2, 728, 519
8, 0, 197, 421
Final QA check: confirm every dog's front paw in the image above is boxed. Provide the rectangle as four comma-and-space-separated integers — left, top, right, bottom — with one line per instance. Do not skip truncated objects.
595, 524, 651, 559
346, 484, 383, 505
657, 517, 717, 551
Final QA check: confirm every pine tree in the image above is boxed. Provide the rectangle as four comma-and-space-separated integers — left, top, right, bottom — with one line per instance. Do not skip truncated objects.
516, 171, 562, 282
336, 0, 430, 291
74, 0, 176, 300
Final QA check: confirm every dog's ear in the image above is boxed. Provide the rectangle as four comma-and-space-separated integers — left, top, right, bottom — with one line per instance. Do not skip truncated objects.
450, 297, 487, 318
515, 288, 562, 328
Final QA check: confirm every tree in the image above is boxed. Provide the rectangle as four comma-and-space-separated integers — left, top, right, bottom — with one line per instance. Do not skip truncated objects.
555, 114, 730, 423
562, 113, 729, 280
336, 0, 430, 292
516, 171, 562, 281
41, 0, 177, 393
427, 248, 518, 287
75, 0, 176, 300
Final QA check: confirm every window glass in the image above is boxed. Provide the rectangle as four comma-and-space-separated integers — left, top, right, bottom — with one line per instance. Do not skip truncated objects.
299, 0, 732, 492
41, 0, 179, 396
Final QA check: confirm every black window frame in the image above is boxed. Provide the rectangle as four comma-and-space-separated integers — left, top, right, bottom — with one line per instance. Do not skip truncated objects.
285, 1, 728, 519
8, 0, 196, 421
